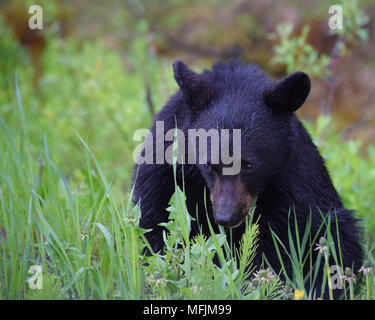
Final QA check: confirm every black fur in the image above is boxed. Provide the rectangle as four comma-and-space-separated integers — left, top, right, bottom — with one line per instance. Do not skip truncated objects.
132, 60, 362, 299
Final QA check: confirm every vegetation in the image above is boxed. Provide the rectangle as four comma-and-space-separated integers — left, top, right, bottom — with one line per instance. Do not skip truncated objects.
0, 0, 374, 300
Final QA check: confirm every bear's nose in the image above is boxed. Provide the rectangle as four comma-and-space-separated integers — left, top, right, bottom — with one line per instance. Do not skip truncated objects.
214, 212, 236, 227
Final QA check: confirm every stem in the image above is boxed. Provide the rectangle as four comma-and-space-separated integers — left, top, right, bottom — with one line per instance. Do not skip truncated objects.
366, 274, 370, 300
131, 224, 139, 296
349, 282, 354, 300
259, 284, 265, 300
324, 251, 334, 300
159, 283, 167, 299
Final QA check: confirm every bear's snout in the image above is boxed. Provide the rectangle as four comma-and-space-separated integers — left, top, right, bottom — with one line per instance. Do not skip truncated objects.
214, 211, 245, 228
210, 176, 255, 228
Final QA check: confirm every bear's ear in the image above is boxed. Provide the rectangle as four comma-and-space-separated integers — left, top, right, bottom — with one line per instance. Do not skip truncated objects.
265, 71, 311, 113
173, 60, 211, 111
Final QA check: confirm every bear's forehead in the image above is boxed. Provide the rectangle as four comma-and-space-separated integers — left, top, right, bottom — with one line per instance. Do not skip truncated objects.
197, 105, 274, 134
194, 61, 279, 129
209, 62, 273, 96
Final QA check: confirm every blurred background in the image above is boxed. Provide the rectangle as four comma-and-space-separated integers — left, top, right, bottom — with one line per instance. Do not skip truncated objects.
0, 0, 374, 195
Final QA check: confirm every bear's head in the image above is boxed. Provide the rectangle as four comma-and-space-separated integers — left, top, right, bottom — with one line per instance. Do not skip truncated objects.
173, 60, 310, 228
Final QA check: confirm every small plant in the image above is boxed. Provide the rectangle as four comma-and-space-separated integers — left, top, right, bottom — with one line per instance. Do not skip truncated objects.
328, 0, 369, 48
269, 23, 330, 77
343, 267, 357, 300
358, 260, 373, 300
315, 236, 334, 300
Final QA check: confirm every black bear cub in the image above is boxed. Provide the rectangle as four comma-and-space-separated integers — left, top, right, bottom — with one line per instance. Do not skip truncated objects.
133, 59, 362, 299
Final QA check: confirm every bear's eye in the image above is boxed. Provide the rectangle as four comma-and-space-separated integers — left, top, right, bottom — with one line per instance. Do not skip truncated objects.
242, 161, 257, 173
204, 163, 212, 172
204, 163, 220, 174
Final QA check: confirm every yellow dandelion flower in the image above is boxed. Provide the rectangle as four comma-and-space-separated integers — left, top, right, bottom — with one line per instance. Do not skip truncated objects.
294, 289, 304, 300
